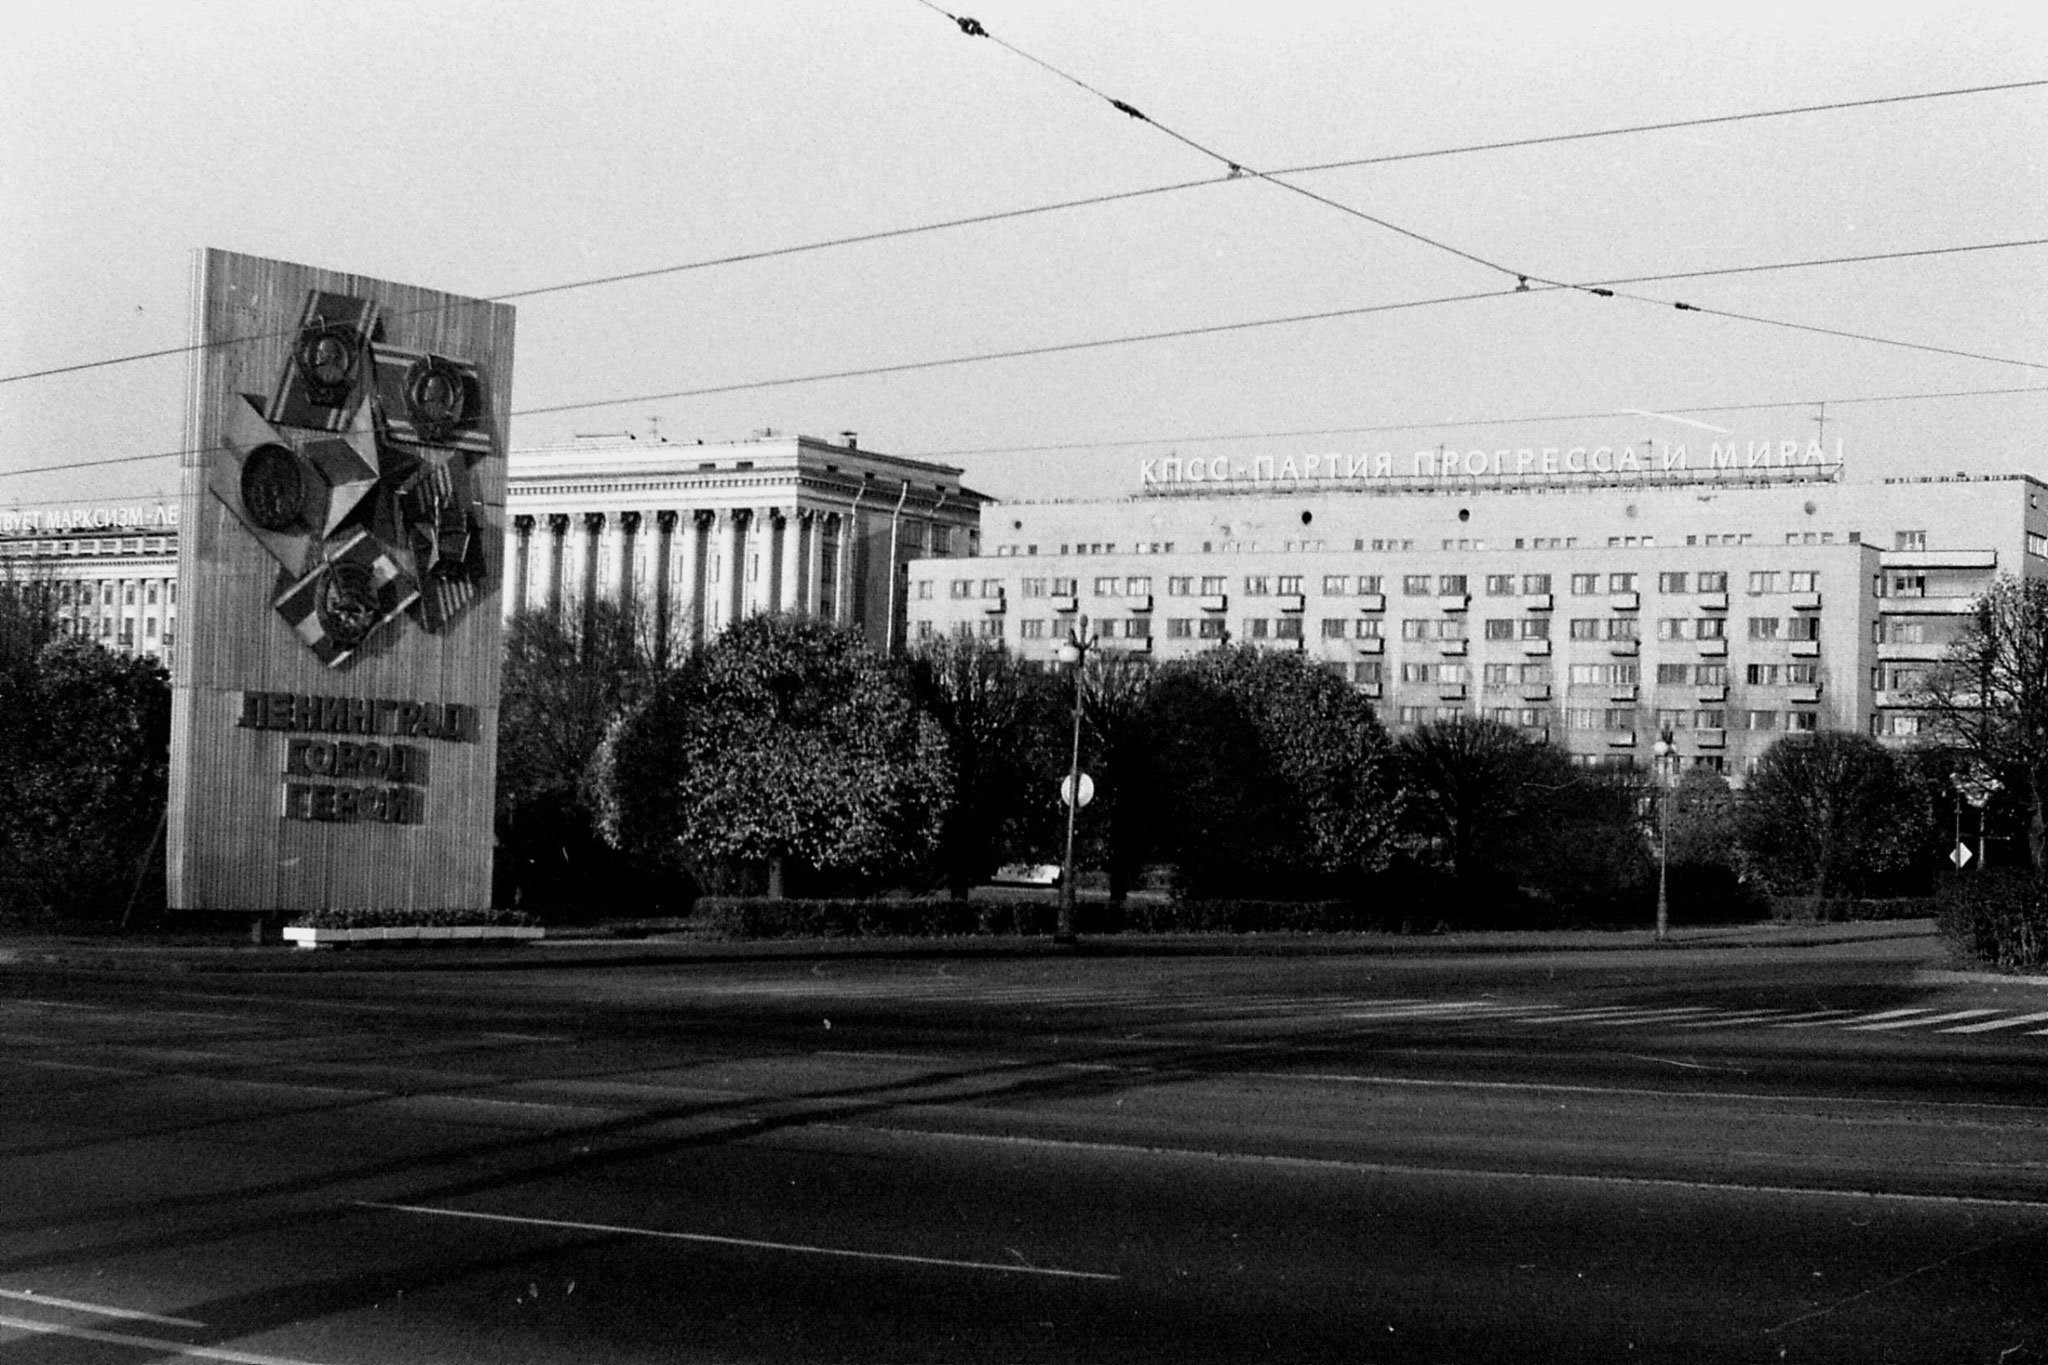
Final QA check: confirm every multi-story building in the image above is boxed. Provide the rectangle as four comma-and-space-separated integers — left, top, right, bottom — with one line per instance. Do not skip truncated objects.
0, 503, 180, 668
906, 456, 2048, 774
503, 431, 984, 651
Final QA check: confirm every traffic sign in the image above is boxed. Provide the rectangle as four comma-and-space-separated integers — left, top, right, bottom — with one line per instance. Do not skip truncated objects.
1951, 841, 1974, 870
1060, 772, 1095, 808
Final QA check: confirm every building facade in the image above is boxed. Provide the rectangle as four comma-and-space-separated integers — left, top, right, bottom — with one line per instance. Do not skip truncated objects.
0, 503, 180, 669
905, 461, 2048, 774
502, 432, 984, 651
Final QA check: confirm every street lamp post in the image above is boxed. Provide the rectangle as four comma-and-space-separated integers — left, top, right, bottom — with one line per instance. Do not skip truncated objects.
1055, 619, 1091, 946
1651, 727, 1674, 941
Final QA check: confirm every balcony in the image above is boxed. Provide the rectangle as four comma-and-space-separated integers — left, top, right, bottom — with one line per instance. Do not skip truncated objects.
1110, 636, 1153, 655
1439, 639, 1469, 657
1523, 593, 1554, 612
1521, 683, 1552, 701
1608, 591, 1640, 611
1874, 689, 1926, 709
1790, 639, 1820, 657
1609, 639, 1640, 657
1697, 592, 1729, 611
1607, 731, 1638, 748
1356, 593, 1386, 612
1124, 594, 1153, 613
983, 593, 1007, 614
1438, 684, 1468, 701
1199, 593, 1228, 612
1696, 729, 1727, 750
1696, 684, 1728, 703
1277, 593, 1306, 613
1791, 591, 1822, 611
1790, 683, 1822, 704
1877, 639, 1948, 660
1523, 725, 1551, 743
1050, 595, 1078, 614
1355, 681, 1383, 699
1698, 638, 1728, 656
1609, 685, 1639, 703
1522, 638, 1552, 657
1880, 596, 1979, 616
1353, 636, 1384, 655
1439, 593, 1471, 613
1881, 548, 1997, 571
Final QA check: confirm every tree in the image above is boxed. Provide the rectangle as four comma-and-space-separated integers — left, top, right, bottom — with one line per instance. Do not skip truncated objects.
596, 615, 950, 896
1736, 732, 1928, 902
1395, 717, 1569, 885
1146, 648, 1401, 897
0, 632, 170, 921
902, 637, 1067, 899
496, 599, 683, 914
1923, 575, 2048, 871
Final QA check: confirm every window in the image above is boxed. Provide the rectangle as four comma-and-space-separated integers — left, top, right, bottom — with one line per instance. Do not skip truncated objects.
1052, 577, 1077, 595
1566, 709, 1602, 731
1657, 571, 1688, 594
1697, 571, 1727, 593
980, 618, 1004, 638
1436, 618, 1467, 641
1200, 576, 1226, 594
1787, 712, 1818, 733
1695, 664, 1728, 686
1889, 573, 1926, 598
1166, 577, 1191, 596
2029, 532, 2047, 559
1128, 616, 1152, 638
1356, 575, 1383, 594
1094, 577, 1121, 596
1402, 619, 1430, 641
1320, 618, 1348, 639
1895, 530, 1928, 551
1657, 617, 1692, 641
1021, 578, 1047, 597
1569, 664, 1603, 686
123, 584, 137, 606
1886, 620, 1930, 645
1786, 663, 1819, 685
1198, 618, 1227, 639
1020, 619, 1047, 639
1398, 707, 1427, 725
1522, 573, 1552, 595
146, 583, 159, 605
1402, 574, 1432, 596
1276, 575, 1302, 595
1694, 709, 1727, 730
1274, 618, 1302, 641
1747, 664, 1781, 686
1748, 617, 1782, 640
1889, 714, 1923, 736
1440, 574, 1468, 596
1483, 663, 1515, 686
1696, 616, 1726, 640
1744, 710, 1777, 731
1571, 573, 1599, 595
1248, 618, 1270, 639
1609, 573, 1636, 592
1354, 619, 1383, 639
1569, 618, 1600, 641
1788, 570, 1818, 592
1786, 616, 1819, 641
1126, 576, 1152, 596
951, 621, 974, 639
1402, 663, 1433, 684
1353, 662, 1383, 684
1439, 663, 1469, 684
1603, 708, 1636, 730
1747, 571, 1779, 595
1605, 617, 1638, 640
1484, 618, 1515, 641
1322, 575, 1349, 595
950, 579, 974, 599
1656, 709, 1688, 731
913, 580, 932, 600
1520, 664, 1552, 685
1486, 574, 1516, 596
1656, 663, 1690, 684
1166, 618, 1192, 638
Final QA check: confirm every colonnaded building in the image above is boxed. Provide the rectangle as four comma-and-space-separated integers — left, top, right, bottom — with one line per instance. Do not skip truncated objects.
0, 431, 984, 670
902, 440, 2048, 775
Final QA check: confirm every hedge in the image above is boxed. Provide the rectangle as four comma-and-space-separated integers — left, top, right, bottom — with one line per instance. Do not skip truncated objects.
289, 907, 539, 930
688, 896, 1394, 939
1935, 871, 2048, 972
1768, 896, 1939, 924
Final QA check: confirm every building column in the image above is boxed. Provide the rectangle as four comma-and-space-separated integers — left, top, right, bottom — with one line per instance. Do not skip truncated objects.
777, 508, 803, 614
709, 509, 743, 637
652, 511, 676, 657
615, 511, 641, 615
802, 511, 825, 617
579, 512, 605, 634
836, 508, 859, 626
510, 516, 534, 617
676, 511, 707, 648
544, 514, 569, 620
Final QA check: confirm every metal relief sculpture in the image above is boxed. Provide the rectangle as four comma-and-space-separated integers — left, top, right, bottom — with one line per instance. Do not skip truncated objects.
207, 289, 494, 666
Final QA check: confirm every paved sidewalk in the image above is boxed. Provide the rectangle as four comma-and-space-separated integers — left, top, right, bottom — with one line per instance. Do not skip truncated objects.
0, 916, 1962, 976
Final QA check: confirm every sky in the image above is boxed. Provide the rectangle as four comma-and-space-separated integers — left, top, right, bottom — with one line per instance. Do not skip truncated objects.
2, 0, 2044, 515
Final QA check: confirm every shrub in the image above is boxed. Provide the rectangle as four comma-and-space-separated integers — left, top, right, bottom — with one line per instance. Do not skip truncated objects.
289, 907, 538, 930
1935, 870, 2048, 972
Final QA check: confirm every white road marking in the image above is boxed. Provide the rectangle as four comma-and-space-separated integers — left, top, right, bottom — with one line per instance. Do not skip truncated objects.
1773, 1007, 1931, 1030
0, 1313, 336, 1364
1944, 1011, 2048, 1034
1848, 1009, 2000, 1032
0, 1289, 204, 1327
824, 1126, 2048, 1213
1571, 1008, 1726, 1028
359, 1201, 1120, 1281
1673, 1010, 1807, 1028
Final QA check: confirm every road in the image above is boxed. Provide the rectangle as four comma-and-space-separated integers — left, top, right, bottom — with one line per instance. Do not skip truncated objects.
3, 930, 2045, 1363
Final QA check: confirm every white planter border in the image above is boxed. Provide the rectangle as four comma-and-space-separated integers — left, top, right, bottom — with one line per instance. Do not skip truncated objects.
283, 924, 544, 950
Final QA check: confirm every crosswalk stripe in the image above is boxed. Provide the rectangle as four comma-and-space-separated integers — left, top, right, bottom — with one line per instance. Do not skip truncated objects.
1772, 1007, 1926, 1030
1938, 1010, 2048, 1034
1849, 1008, 2001, 1032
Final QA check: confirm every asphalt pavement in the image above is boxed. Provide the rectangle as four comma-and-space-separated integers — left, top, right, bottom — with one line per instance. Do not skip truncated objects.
3, 923, 2045, 1363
